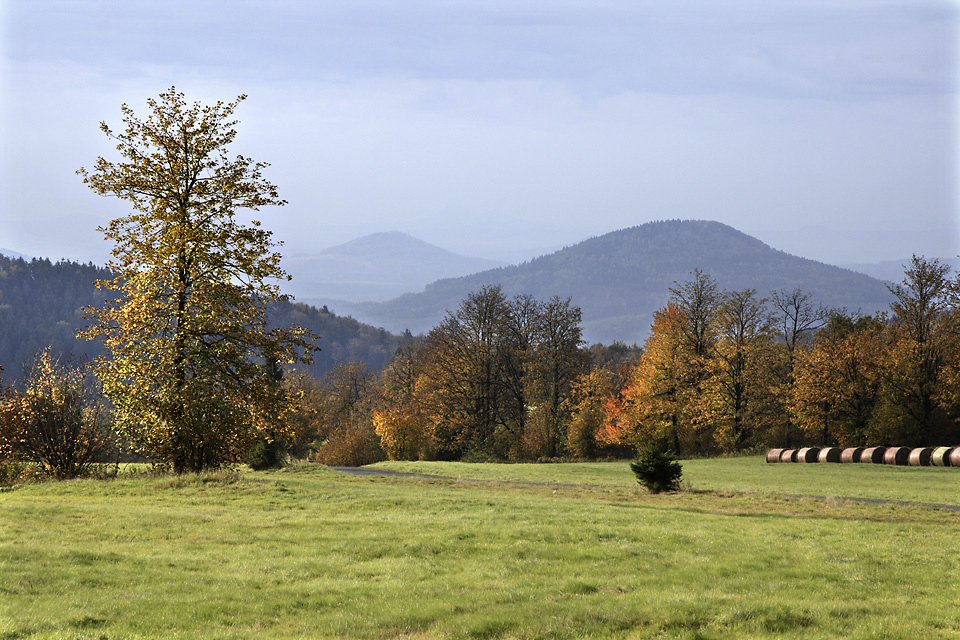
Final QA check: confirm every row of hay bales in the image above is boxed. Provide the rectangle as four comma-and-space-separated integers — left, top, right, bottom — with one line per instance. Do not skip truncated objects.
767, 446, 960, 467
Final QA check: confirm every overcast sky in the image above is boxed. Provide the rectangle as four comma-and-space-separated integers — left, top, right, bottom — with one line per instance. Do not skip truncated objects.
1, 1, 957, 268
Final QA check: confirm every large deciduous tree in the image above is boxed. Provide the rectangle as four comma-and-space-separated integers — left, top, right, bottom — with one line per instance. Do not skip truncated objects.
530, 296, 587, 457
790, 312, 885, 446
768, 287, 828, 447
420, 285, 511, 459
881, 255, 955, 444
408, 286, 586, 460
77, 88, 314, 473
708, 288, 776, 451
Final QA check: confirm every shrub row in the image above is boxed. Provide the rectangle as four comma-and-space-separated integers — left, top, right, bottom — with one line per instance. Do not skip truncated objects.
767, 446, 960, 467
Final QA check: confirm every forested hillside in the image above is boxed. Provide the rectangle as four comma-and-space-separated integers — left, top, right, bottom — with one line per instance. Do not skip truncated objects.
0, 257, 111, 379
342, 220, 895, 344
274, 301, 401, 375
0, 254, 400, 383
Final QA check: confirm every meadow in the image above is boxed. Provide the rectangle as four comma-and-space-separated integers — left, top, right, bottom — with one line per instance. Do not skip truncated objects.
1, 457, 958, 639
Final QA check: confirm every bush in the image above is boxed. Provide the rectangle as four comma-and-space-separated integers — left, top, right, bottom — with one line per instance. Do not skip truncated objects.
0, 350, 115, 480
245, 437, 285, 470
314, 422, 384, 467
0, 461, 28, 486
630, 442, 683, 494
565, 403, 601, 460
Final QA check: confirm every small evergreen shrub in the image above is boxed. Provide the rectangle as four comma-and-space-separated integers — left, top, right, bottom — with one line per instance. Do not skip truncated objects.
246, 438, 285, 470
630, 442, 682, 493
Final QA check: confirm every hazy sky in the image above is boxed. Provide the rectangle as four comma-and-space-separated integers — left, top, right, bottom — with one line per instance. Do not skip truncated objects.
1, 1, 957, 268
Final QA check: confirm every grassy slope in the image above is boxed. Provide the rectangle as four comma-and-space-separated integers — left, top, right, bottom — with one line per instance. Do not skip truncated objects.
0, 459, 958, 639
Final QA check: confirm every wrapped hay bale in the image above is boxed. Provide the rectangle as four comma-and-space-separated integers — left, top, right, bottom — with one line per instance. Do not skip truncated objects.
949, 448, 960, 467
840, 448, 864, 463
766, 449, 785, 463
883, 447, 910, 465
780, 449, 798, 463
860, 447, 886, 463
818, 447, 842, 463
796, 447, 820, 462
908, 447, 933, 467
930, 447, 954, 467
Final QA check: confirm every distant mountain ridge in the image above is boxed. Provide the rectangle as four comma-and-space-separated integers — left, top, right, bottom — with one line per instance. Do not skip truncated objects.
841, 257, 960, 283
334, 220, 897, 344
283, 231, 506, 303
0, 248, 30, 260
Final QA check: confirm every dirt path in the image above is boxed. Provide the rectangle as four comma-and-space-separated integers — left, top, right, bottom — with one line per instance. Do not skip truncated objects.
329, 466, 430, 479
790, 494, 960, 513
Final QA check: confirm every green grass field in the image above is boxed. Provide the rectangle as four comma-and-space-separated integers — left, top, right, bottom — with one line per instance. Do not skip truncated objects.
1, 457, 958, 639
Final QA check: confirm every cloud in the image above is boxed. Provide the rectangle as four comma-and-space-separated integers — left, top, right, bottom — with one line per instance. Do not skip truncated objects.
0, 1, 956, 264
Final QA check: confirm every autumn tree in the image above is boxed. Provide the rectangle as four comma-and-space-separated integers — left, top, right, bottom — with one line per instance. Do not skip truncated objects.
603, 274, 724, 458
280, 369, 328, 459
666, 270, 722, 451
707, 288, 776, 451
310, 363, 383, 467
418, 285, 511, 458
881, 256, 955, 443
600, 303, 688, 453
563, 366, 616, 460
768, 287, 828, 446
411, 286, 586, 460
790, 312, 885, 446
372, 336, 434, 460
77, 88, 314, 473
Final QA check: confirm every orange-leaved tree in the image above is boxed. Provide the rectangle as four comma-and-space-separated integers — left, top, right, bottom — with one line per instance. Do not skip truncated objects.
373, 340, 433, 461
563, 365, 616, 460
599, 302, 690, 452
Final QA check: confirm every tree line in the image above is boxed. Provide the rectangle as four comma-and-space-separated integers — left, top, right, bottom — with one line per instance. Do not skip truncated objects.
281, 255, 959, 466
2, 87, 957, 480
598, 258, 960, 457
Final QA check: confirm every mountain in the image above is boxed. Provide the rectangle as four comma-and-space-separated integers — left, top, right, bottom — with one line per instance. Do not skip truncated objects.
0, 248, 30, 260
0, 254, 401, 383
334, 220, 897, 345
283, 231, 506, 304
841, 257, 960, 283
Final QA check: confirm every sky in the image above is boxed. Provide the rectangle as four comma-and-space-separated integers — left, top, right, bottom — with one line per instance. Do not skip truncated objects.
0, 0, 957, 270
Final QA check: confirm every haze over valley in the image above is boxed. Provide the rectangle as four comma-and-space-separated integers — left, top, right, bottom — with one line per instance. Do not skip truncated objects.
4, 218, 935, 377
